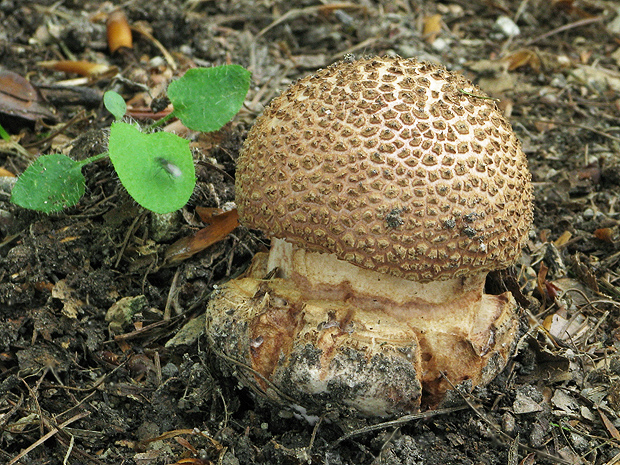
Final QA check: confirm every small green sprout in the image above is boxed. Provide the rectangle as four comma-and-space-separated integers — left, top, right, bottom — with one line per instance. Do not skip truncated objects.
11, 64, 251, 214
0, 123, 10, 142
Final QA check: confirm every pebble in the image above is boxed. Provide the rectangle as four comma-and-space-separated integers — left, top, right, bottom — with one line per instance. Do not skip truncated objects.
494, 16, 520, 37
431, 37, 450, 53
513, 392, 542, 414
161, 362, 179, 379
550, 74, 567, 88
582, 208, 595, 220
502, 412, 516, 435
608, 7, 620, 35
529, 421, 546, 448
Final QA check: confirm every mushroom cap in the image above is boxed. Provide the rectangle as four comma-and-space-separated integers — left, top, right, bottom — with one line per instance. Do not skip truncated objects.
236, 56, 533, 282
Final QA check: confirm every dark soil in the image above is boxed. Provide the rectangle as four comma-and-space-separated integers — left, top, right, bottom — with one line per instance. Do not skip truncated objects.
2, 1, 620, 464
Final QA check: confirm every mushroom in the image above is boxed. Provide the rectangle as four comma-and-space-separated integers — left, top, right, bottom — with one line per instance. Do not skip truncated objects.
206, 56, 533, 417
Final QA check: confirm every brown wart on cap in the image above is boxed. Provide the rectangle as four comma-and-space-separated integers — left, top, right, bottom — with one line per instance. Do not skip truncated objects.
206, 56, 533, 417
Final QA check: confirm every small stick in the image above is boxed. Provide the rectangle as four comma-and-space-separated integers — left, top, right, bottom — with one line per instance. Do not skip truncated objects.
329, 405, 469, 448
525, 16, 602, 45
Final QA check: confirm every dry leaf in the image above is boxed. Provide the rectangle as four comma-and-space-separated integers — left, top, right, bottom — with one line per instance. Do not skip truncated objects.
0, 69, 56, 122
107, 9, 133, 53
164, 209, 239, 265
599, 409, 620, 441
423, 14, 442, 42
503, 49, 541, 72
554, 230, 572, 247
534, 120, 556, 132
537, 261, 549, 302
38, 60, 114, 77
544, 311, 589, 341
52, 279, 85, 319
594, 228, 614, 243
519, 452, 536, 465
175, 436, 198, 454
195, 206, 226, 222
578, 164, 601, 184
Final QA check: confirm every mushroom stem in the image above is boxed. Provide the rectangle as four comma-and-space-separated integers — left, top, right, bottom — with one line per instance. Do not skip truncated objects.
265, 237, 519, 403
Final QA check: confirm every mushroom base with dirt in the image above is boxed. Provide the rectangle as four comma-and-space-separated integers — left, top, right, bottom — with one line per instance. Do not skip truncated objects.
206, 238, 520, 418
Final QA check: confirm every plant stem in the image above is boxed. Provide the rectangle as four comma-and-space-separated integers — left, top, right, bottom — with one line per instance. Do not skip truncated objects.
147, 112, 175, 131
77, 152, 109, 167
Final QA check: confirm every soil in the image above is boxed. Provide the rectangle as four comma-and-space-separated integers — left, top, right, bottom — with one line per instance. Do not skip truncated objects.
2, 1, 620, 464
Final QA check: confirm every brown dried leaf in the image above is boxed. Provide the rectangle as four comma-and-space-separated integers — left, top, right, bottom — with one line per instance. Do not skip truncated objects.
0, 70, 36, 101
164, 209, 239, 266
599, 409, 620, 441
537, 262, 549, 302
107, 9, 133, 53
0, 69, 55, 122
423, 14, 442, 42
534, 120, 556, 133
195, 206, 226, 223
51, 279, 85, 319
38, 60, 114, 77
594, 228, 614, 243
554, 230, 572, 247
503, 49, 541, 72
519, 453, 536, 465
578, 164, 601, 184
175, 436, 198, 454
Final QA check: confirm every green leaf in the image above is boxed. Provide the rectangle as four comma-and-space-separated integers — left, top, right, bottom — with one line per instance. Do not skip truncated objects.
0, 123, 9, 141
104, 91, 127, 120
167, 64, 250, 132
11, 153, 85, 213
108, 122, 195, 213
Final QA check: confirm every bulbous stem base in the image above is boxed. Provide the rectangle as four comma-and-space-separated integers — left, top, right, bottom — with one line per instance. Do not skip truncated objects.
206, 240, 520, 417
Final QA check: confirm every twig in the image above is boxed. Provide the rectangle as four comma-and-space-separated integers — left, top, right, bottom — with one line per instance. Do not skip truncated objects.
529, 119, 620, 143
22, 110, 87, 149
329, 405, 469, 448
62, 435, 74, 465
8, 411, 90, 465
164, 267, 181, 320
256, 3, 367, 39
525, 16, 602, 46
271, 415, 324, 462
0, 394, 24, 430
130, 24, 177, 70
114, 211, 147, 268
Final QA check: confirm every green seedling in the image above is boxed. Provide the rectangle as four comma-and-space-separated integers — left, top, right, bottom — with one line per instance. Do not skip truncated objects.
0, 123, 10, 142
11, 64, 251, 214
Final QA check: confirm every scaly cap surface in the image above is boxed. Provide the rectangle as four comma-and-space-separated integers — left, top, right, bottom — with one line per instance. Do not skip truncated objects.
236, 56, 533, 282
